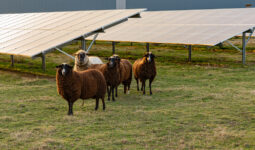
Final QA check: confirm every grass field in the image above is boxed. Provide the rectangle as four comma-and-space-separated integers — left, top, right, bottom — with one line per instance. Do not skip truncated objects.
1, 38, 255, 149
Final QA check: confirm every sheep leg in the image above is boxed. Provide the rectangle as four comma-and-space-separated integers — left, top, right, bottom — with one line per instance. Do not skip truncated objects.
107, 86, 110, 101
143, 81, 146, 95
115, 87, 118, 97
128, 83, 131, 94
136, 78, 139, 91
108, 86, 112, 101
81, 100, 84, 107
95, 98, 99, 110
141, 81, 144, 91
149, 79, 153, 95
124, 84, 127, 94
102, 98, 106, 110
111, 86, 115, 101
68, 101, 73, 115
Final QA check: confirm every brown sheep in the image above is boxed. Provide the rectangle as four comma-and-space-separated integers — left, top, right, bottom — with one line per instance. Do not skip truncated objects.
88, 56, 121, 101
114, 55, 132, 94
133, 52, 156, 95
56, 63, 106, 115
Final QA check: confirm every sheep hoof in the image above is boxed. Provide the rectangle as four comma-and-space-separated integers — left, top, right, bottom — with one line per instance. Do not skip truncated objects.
103, 107, 106, 110
95, 107, 98, 111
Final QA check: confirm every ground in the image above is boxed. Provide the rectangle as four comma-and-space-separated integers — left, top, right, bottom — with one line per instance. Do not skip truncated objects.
0, 38, 255, 149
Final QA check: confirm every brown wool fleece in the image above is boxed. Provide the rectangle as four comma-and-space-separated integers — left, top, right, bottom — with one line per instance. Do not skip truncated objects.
119, 59, 132, 86
56, 69, 106, 103
89, 64, 120, 88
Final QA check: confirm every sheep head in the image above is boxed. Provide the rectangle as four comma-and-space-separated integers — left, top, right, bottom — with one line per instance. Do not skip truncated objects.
106, 56, 118, 68
144, 52, 155, 63
56, 63, 73, 76
75, 50, 89, 65
112, 54, 121, 64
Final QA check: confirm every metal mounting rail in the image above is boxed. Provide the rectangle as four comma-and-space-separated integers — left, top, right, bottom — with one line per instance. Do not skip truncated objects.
55, 47, 75, 60
225, 40, 242, 52
85, 33, 99, 53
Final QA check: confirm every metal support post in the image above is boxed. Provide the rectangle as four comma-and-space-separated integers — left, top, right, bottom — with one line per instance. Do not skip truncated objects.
81, 38, 86, 50
242, 32, 246, 65
112, 41, 115, 54
188, 45, 192, 62
10, 55, 14, 67
146, 43, 149, 52
42, 53, 46, 71
131, 42, 133, 46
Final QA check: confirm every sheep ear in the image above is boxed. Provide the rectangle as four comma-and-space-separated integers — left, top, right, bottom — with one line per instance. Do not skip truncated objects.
115, 57, 120, 61
115, 56, 120, 60
56, 65, 62, 68
66, 65, 73, 70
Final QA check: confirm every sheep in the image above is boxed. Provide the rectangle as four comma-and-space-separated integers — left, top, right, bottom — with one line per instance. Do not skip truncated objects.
56, 63, 106, 115
73, 50, 103, 71
133, 52, 156, 95
113, 55, 132, 95
88, 56, 121, 101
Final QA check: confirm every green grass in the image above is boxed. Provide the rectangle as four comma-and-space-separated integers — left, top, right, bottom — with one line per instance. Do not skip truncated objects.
1, 38, 255, 149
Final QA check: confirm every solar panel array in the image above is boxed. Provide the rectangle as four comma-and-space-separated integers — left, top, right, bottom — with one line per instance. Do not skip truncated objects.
91, 8, 255, 46
0, 9, 144, 57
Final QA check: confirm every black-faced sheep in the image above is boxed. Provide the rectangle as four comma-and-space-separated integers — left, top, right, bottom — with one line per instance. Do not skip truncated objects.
73, 50, 103, 71
88, 56, 121, 101
114, 55, 132, 94
133, 52, 156, 95
56, 63, 106, 115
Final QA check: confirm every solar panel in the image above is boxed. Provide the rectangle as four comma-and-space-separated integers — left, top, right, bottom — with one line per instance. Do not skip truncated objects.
90, 8, 255, 46
0, 9, 145, 57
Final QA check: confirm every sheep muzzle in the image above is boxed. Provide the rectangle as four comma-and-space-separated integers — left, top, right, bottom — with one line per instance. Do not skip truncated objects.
147, 56, 152, 62
57, 63, 73, 76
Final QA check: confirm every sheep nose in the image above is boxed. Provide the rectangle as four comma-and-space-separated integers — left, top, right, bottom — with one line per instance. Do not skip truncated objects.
109, 62, 114, 67
62, 69, 66, 76
79, 58, 84, 62
147, 57, 151, 62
